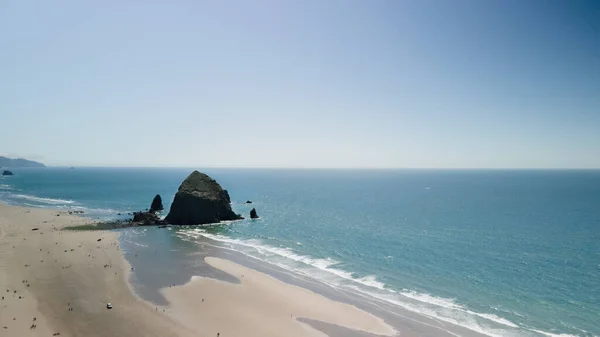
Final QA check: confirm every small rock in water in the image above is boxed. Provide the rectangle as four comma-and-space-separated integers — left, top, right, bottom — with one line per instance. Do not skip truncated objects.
150, 194, 164, 212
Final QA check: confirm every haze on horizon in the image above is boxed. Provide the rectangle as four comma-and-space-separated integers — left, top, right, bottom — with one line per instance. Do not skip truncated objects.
1, 0, 599, 169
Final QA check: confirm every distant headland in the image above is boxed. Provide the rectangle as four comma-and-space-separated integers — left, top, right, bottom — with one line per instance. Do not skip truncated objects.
0, 156, 45, 168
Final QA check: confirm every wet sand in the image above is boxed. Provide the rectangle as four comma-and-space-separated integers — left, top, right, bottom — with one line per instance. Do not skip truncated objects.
0, 203, 400, 337
122, 227, 488, 337
160, 257, 395, 337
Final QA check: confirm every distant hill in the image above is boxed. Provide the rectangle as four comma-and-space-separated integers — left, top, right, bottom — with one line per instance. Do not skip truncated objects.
0, 156, 46, 168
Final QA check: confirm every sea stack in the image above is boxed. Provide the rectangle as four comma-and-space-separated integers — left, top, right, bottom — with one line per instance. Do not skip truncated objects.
2, 170, 13, 176
164, 171, 242, 225
222, 190, 231, 204
250, 208, 259, 219
150, 194, 164, 212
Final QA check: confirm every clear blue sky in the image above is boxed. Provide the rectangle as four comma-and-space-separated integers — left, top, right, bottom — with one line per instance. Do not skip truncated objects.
1, 0, 599, 168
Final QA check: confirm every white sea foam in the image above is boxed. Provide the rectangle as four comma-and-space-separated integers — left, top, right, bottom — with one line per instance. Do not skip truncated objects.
382, 290, 519, 329
188, 230, 342, 272
399, 290, 463, 310
176, 228, 578, 337
356, 275, 386, 290
381, 289, 519, 330
342, 285, 518, 337
191, 231, 392, 290
11, 194, 75, 205
530, 330, 579, 337
472, 312, 520, 329
4, 193, 125, 218
398, 290, 520, 329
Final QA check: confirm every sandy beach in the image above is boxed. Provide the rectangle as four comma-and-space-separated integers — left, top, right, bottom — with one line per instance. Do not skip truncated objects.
161, 257, 395, 337
0, 203, 395, 337
0, 203, 193, 336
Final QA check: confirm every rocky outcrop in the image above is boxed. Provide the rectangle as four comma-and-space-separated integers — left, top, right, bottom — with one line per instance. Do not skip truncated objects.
164, 171, 242, 225
0, 156, 45, 168
245, 200, 252, 204
221, 190, 231, 204
250, 208, 259, 219
132, 211, 165, 226
150, 194, 164, 212
2, 170, 13, 176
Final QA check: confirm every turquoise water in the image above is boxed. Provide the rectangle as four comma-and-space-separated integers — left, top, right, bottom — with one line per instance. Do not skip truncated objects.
1, 168, 599, 336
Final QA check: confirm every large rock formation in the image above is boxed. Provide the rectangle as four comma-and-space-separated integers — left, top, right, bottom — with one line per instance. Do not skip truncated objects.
164, 171, 242, 225
2, 170, 13, 176
222, 190, 231, 204
150, 194, 163, 212
250, 208, 259, 219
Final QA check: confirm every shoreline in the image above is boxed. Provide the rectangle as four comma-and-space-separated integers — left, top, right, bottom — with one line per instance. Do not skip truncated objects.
159, 257, 396, 337
2, 168, 596, 337
1, 201, 548, 337
0, 203, 399, 337
120, 225, 489, 337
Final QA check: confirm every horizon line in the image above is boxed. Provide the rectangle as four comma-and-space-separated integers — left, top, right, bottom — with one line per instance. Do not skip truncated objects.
24, 166, 600, 171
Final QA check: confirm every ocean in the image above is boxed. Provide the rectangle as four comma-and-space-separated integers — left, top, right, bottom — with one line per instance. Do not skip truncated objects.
1, 168, 598, 336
